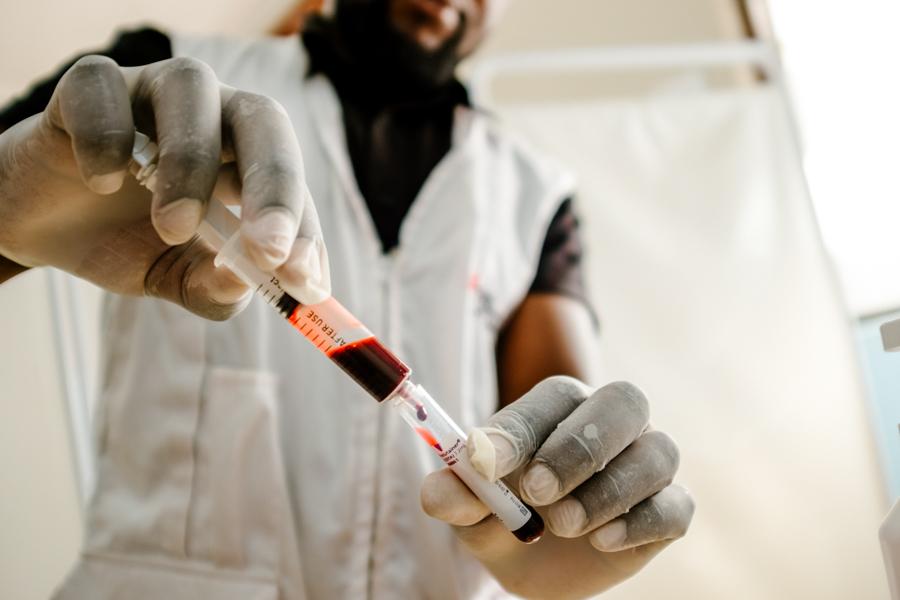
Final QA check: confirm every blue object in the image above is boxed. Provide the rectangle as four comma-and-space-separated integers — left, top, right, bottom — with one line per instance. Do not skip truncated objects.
858, 313, 900, 501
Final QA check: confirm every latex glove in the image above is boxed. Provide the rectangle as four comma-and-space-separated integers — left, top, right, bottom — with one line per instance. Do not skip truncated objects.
421, 377, 694, 599
0, 55, 329, 319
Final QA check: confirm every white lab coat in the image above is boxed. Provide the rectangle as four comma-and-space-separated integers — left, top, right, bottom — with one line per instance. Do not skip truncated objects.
54, 34, 574, 600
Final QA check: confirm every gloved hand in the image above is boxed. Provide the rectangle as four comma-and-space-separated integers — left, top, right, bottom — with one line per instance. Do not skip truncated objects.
0, 55, 328, 318
421, 377, 694, 599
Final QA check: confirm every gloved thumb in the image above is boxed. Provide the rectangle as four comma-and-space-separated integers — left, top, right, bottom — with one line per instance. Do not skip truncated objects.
467, 376, 592, 482
421, 468, 521, 560
467, 427, 519, 482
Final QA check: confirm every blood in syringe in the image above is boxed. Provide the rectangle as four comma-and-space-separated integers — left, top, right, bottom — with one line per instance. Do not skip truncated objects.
275, 291, 410, 402
328, 337, 410, 402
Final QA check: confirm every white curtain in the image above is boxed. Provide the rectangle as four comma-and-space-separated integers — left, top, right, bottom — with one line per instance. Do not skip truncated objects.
498, 87, 889, 599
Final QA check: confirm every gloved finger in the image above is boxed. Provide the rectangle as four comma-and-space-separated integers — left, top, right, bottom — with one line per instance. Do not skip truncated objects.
421, 468, 492, 527
212, 162, 242, 205
275, 192, 331, 304
46, 55, 134, 194
421, 469, 520, 560
133, 57, 222, 245
589, 484, 694, 553
144, 234, 252, 320
222, 89, 307, 274
519, 381, 650, 506
450, 512, 522, 563
546, 430, 680, 537
467, 376, 592, 482
209, 157, 330, 303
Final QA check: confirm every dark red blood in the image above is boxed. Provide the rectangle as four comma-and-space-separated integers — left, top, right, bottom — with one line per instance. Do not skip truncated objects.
328, 337, 410, 401
512, 509, 545, 544
416, 404, 428, 421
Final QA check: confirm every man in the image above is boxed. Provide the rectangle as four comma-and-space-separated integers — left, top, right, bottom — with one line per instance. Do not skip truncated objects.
0, 1, 694, 598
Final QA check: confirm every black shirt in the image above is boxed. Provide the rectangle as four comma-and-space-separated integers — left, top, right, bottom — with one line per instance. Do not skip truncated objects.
0, 27, 590, 307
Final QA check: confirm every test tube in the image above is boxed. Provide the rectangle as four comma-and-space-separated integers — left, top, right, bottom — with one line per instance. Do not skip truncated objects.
391, 380, 544, 542
130, 131, 544, 543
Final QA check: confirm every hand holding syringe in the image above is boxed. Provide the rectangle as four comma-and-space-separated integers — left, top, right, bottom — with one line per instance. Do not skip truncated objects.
131, 131, 544, 543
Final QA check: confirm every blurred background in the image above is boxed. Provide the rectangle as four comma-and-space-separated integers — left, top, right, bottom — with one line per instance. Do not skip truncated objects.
1, 1, 897, 598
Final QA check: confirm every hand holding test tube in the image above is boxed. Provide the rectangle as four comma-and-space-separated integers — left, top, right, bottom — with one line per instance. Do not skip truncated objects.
131, 131, 544, 543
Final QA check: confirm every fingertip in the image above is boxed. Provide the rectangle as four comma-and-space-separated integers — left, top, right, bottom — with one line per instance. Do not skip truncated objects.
277, 236, 331, 305
153, 197, 204, 245
547, 496, 587, 538
87, 169, 127, 195
72, 130, 135, 193
147, 237, 252, 321
600, 381, 650, 424
420, 469, 489, 527
55, 57, 135, 188
313, 237, 332, 297
420, 470, 447, 519
200, 290, 254, 321
679, 485, 697, 519
467, 426, 519, 482
521, 463, 561, 506
294, 237, 322, 280
467, 427, 498, 481
589, 518, 628, 552
207, 268, 253, 314
241, 208, 297, 271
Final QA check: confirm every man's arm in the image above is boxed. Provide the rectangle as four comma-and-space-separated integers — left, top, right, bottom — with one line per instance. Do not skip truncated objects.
497, 197, 600, 405
420, 199, 693, 599
497, 292, 600, 407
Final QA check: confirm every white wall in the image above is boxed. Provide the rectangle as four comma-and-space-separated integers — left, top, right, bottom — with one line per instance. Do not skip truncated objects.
0, 0, 294, 95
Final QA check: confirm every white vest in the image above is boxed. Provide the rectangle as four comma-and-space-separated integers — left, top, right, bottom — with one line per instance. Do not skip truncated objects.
56, 34, 574, 600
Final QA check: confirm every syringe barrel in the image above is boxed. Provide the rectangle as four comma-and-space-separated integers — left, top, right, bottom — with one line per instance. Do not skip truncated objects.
212, 227, 280, 296
211, 211, 411, 400
389, 380, 544, 543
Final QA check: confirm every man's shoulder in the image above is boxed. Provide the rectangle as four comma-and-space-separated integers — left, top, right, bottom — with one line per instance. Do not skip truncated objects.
0, 26, 173, 130
468, 107, 576, 193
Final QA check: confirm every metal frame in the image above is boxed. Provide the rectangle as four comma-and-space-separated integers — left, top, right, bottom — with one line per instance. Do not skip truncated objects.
469, 40, 780, 105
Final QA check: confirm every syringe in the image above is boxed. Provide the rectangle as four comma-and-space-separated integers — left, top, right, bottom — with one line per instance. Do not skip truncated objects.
130, 132, 544, 543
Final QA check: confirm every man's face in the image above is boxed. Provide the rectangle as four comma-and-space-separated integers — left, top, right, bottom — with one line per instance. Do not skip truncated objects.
386, 0, 506, 57
308, 0, 510, 88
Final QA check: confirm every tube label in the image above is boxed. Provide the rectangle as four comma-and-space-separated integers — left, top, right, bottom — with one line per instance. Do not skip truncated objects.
287, 298, 372, 356
447, 441, 532, 531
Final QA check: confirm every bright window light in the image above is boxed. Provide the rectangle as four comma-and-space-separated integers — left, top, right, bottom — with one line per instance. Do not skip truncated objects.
768, 2, 900, 316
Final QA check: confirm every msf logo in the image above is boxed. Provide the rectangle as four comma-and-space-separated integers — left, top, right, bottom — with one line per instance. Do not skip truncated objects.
468, 273, 501, 329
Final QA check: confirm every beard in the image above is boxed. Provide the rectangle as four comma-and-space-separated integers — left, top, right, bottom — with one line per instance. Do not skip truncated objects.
306, 0, 467, 93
